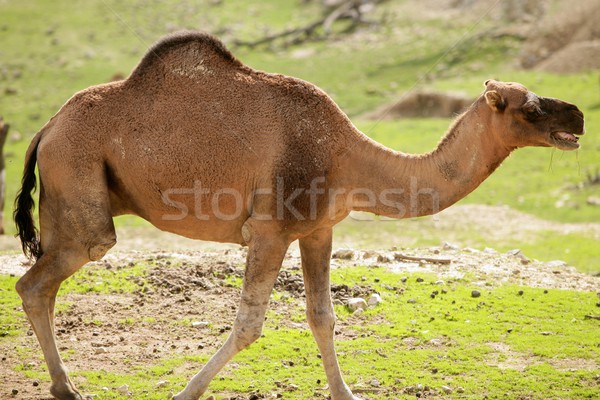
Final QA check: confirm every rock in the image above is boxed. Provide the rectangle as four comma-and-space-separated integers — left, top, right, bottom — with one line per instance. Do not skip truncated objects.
377, 254, 392, 263
441, 385, 453, 394
483, 247, 497, 254
416, 277, 424, 283
353, 308, 364, 316
587, 196, 600, 206
518, 290, 524, 296
32, 380, 39, 387
540, 331, 552, 336
368, 294, 382, 307
547, 260, 567, 268
471, 290, 481, 298
94, 347, 108, 354
407, 299, 416, 304
370, 379, 381, 387
442, 242, 459, 250
117, 384, 131, 395
11, 389, 18, 395
191, 321, 209, 329
156, 380, 169, 388
347, 298, 368, 312
434, 280, 445, 285
457, 386, 465, 393
332, 249, 355, 260
362, 250, 378, 259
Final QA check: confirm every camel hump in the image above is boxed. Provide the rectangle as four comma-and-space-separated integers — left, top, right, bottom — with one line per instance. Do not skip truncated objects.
128, 30, 243, 81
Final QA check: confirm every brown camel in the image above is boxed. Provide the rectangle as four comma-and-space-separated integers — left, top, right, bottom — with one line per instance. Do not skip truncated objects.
13, 31, 585, 400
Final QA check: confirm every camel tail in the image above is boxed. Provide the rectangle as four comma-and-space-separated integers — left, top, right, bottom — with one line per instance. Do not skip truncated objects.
14, 130, 44, 260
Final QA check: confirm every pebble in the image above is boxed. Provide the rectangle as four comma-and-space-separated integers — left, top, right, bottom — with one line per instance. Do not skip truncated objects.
156, 380, 169, 388
347, 298, 368, 312
547, 260, 567, 268
368, 293, 382, 307
191, 321, 209, 329
94, 347, 108, 354
370, 379, 381, 387
441, 385, 453, 394
117, 384, 131, 395
416, 277, 424, 283
471, 290, 481, 298
457, 386, 465, 393
332, 249, 355, 260
442, 242, 459, 250
32, 380, 39, 387
12, 389, 18, 395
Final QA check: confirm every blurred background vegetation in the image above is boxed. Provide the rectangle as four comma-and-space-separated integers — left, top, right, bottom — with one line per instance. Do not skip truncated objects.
0, 0, 598, 272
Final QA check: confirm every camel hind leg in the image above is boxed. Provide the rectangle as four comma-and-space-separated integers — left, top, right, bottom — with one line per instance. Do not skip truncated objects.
16, 183, 116, 400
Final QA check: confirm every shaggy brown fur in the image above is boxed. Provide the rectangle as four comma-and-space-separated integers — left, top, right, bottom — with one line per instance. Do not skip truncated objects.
14, 32, 585, 400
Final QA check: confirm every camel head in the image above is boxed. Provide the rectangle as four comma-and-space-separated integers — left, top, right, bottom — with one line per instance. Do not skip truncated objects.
483, 79, 585, 151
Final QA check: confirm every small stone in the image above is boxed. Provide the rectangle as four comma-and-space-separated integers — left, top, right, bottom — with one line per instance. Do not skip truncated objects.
117, 384, 131, 395
407, 299, 417, 304
332, 249, 355, 260
191, 321, 209, 329
483, 247, 496, 254
517, 290, 524, 296
12, 389, 18, 395
0, 332, 8, 337
442, 242, 459, 250
457, 386, 465, 393
416, 277, 424, 283
441, 385, 453, 394
368, 294, 382, 307
347, 298, 368, 312
353, 308, 364, 316
547, 260, 567, 268
377, 254, 392, 263
156, 380, 169, 388
94, 347, 108, 354
540, 331, 552, 336
434, 280, 445, 285
32, 380, 39, 387
370, 379, 381, 387
471, 290, 481, 298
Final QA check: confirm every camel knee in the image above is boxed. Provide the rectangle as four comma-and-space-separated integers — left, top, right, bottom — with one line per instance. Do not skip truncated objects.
232, 322, 263, 350
307, 307, 336, 335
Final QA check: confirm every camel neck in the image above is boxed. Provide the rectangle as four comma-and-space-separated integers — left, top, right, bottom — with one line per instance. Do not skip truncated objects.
342, 101, 514, 218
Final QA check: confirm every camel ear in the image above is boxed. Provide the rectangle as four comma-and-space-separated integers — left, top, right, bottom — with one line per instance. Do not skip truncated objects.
485, 90, 506, 112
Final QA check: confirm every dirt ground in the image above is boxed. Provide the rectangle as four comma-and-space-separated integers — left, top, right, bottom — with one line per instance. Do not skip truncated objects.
1, 205, 599, 399
1, 230, 599, 399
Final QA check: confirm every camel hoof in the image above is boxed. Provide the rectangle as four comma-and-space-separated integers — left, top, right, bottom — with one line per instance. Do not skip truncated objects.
49, 382, 85, 400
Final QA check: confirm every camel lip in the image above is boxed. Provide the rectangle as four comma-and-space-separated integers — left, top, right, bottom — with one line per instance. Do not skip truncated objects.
550, 131, 581, 150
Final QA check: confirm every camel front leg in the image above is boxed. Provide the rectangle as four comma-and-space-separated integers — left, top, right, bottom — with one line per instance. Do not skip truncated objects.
299, 228, 361, 400
173, 222, 290, 400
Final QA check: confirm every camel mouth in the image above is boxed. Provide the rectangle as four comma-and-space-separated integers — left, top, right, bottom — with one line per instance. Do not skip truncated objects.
550, 131, 581, 150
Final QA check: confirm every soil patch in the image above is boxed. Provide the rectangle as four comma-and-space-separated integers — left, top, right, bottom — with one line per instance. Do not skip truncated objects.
361, 90, 473, 120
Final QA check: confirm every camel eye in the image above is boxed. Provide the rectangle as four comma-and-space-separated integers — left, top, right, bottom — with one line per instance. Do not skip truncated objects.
522, 103, 543, 120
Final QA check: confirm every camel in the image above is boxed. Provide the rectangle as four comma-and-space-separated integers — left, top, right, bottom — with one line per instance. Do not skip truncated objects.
13, 31, 585, 400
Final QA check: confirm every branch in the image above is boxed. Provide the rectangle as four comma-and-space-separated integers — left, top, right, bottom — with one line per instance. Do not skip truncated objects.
393, 252, 453, 265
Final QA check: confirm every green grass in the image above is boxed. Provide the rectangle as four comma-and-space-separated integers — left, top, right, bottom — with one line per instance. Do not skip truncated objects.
1, 2, 598, 249
4, 263, 598, 399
